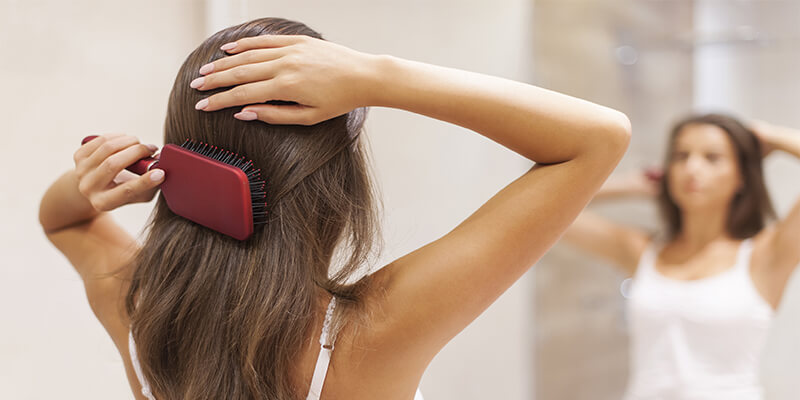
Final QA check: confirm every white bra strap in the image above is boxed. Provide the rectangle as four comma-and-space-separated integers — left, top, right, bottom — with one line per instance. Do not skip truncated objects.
128, 330, 157, 400
306, 296, 337, 400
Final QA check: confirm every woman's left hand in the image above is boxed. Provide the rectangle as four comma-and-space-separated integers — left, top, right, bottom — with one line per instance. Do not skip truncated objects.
750, 119, 781, 157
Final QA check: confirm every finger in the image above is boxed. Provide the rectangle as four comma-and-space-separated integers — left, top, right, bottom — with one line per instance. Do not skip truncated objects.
113, 169, 139, 185
218, 34, 309, 55
77, 135, 139, 178
196, 80, 276, 112
235, 103, 322, 126
198, 48, 285, 76
73, 133, 127, 164
193, 60, 279, 91
81, 142, 156, 195
91, 169, 164, 212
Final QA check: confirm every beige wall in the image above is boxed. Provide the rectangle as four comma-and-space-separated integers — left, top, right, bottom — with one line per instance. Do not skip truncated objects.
0, 1, 535, 399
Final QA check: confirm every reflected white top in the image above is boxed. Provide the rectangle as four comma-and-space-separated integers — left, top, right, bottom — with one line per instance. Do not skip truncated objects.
624, 239, 773, 400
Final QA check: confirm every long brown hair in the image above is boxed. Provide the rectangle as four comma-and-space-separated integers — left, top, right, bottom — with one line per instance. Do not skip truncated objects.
125, 18, 381, 399
658, 113, 775, 239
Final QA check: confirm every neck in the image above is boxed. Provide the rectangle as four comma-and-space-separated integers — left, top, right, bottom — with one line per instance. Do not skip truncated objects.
675, 205, 733, 249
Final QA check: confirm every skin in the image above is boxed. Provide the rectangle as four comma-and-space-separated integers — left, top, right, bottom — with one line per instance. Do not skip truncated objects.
562, 120, 800, 310
40, 35, 630, 399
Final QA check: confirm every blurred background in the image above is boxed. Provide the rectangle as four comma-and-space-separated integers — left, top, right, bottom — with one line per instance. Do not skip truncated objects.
0, 0, 798, 399
533, 1, 800, 399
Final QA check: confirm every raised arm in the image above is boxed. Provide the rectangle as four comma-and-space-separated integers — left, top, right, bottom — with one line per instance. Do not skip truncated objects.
560, 169, 658, 275
39, 135, 164, 399
193, 35, 631, 371
751, 121, 800, 276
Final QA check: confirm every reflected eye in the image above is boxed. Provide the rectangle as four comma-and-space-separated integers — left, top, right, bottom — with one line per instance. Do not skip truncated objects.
671, 151, 689, 162
706, 153, 721, 162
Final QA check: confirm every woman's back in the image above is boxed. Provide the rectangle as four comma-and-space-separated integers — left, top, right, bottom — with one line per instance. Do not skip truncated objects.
129, 292, 426, 400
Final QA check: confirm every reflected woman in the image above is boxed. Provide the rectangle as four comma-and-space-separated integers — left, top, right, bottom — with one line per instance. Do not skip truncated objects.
562, 114, 800, 399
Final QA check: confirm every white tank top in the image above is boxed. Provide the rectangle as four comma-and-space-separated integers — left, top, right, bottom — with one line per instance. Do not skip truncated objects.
624, 238, 773, 400
129, 296, 425, 400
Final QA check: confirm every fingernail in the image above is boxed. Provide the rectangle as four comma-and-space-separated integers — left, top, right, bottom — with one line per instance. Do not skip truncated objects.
146, 144, 159, 152
220, 42, 237, 51
150, 169, 165, 182
190, 77, 205, 89
195, 98, 209, 110
199, 63, 214, 75
234, 111, 258, 121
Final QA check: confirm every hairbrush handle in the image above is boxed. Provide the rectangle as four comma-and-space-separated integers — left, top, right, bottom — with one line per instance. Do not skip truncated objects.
81, 135, 160, 175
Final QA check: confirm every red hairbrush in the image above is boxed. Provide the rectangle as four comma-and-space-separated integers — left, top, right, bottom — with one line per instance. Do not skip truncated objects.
82, 135, 267, 240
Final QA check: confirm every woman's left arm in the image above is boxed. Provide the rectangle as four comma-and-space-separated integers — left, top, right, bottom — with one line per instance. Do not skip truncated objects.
39, 134, 165, 400
39, 134, 163, 337
752, 121, 800, 270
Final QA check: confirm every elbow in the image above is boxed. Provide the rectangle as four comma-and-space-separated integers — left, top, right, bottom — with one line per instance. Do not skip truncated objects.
38, 195, 65, 236
38, 198, 53, 234
610, 110, 632, 151
600, 110, 632, 160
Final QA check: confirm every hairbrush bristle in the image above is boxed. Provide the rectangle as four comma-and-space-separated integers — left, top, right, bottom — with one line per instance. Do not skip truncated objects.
180, 139, 268, 225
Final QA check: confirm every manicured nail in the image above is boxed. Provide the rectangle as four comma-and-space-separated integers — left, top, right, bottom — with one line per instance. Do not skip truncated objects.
190, 77, 205, 89
195, 98, 209, 110
220, 42, 237, 51
146, 144, 159, 152
150, 169, 165, 182
234, 111, 258, 121
199, 63, 214, 75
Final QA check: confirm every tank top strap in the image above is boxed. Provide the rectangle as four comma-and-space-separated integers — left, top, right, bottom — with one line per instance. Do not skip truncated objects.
733, 238, 755, 272
634, 238, 662, 278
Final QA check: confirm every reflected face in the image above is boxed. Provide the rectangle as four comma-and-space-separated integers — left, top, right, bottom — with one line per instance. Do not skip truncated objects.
667, 123, 742, 211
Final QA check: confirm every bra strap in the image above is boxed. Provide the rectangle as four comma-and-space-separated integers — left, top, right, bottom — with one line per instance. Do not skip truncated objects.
306, 296, 337, 400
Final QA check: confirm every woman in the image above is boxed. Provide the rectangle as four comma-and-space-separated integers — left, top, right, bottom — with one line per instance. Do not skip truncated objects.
561, 114, 800, 399
39, 17, 630, 399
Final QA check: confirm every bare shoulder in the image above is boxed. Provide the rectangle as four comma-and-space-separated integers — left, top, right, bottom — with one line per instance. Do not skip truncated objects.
621, 228, 652, 271
312, 274, 426, 400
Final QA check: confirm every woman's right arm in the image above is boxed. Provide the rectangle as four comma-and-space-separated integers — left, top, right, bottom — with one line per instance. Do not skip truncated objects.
560, 170, 657, 275
193, 34, 631, 374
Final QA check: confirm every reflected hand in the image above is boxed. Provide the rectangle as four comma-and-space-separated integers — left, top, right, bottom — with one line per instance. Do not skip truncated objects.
749, 119, 779, 157
191, 35, 378, 125
605, 167, 662, 198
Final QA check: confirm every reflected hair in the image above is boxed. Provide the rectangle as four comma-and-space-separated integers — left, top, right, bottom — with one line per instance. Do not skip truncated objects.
658, 113, 775, 239
124, 17, 382, 400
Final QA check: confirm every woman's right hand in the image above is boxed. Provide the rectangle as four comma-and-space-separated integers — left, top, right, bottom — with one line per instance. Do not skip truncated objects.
598, 167, 662, 199
191, 35, 380, 125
